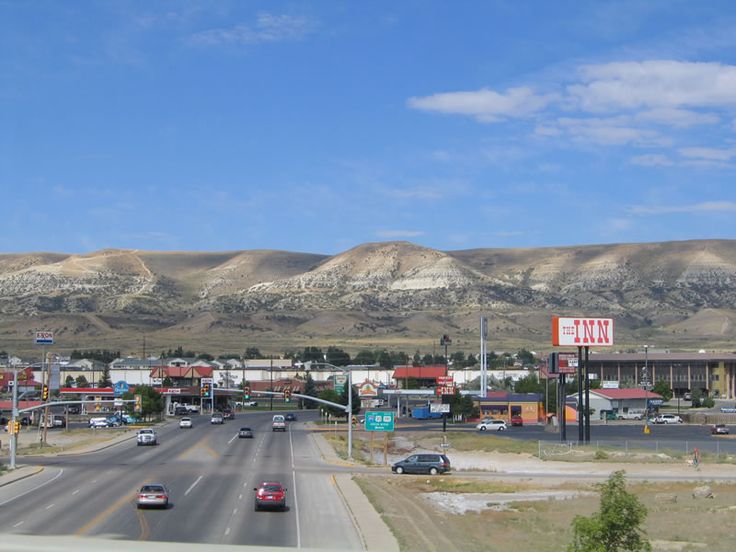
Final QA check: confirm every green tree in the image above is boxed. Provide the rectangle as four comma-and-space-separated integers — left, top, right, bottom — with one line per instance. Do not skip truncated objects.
98, 366, 112, 388
340, 382, 361, 416
244, 347, 262, 359
353, 350, 376, 365
377, 350, 393, 369
162, 376, 173, 387
196, 352, 214, 361
302, 373, 318, 409
652, 380, 673, 402
65, 375, 75, 387
691, 387, 703, 407
568, 471, 651, 552
75, 375, 89, 388
131, 385, 164, 421
301, 346, 324, 363
325, 346, 351, 367
318, 389, 344, 417
448, 390, 478, 420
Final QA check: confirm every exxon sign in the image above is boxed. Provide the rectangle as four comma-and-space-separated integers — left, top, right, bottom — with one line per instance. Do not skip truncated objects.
552, 317, 614, 347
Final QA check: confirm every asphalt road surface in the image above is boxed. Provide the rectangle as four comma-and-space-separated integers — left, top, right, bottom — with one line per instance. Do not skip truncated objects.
0, 411, 362, 549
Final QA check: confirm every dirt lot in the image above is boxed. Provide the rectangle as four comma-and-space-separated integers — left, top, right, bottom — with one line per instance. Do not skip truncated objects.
0, 427, 136, 456
335, 430, 736, 552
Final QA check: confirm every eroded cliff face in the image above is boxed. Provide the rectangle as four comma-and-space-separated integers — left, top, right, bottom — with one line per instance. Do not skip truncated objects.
2, 240, 736, 350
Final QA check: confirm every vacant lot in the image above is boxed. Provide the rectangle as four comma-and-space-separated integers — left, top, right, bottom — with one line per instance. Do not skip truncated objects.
356, 474, 736, 552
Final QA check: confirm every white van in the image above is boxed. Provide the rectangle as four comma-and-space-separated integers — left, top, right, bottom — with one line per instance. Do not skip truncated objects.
617, 409, 644, 420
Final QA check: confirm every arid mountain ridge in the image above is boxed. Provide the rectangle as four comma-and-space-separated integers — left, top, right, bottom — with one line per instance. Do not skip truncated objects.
2, 240, 736, 356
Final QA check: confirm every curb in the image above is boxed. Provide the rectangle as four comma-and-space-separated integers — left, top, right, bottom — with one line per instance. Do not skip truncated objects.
55, 433, 137, 456
332, 474, 369, 552
0, 466, 44, 488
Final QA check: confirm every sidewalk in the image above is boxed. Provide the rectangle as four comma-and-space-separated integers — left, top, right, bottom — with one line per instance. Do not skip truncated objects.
0, 465, 44, 488
310, 429, 399, 552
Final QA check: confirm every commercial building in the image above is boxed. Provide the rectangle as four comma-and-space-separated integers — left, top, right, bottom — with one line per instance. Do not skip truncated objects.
585, 352, 736, 400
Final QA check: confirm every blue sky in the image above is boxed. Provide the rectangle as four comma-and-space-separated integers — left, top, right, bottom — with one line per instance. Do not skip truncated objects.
3, 1, 736, 255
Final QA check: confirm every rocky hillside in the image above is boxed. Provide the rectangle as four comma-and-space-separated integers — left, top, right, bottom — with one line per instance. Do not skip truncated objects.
2, 240, 736, 354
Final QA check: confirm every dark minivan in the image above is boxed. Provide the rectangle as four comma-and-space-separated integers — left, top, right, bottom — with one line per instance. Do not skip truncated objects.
392, 453, 451, 475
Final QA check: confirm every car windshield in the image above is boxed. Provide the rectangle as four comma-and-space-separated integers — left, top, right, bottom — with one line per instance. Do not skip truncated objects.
261, 485, 282, 492
141, 485, 165, 493
240, 427, 251, 431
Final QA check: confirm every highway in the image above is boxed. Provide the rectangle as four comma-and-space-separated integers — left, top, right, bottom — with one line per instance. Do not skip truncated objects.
0, 412, 363, 549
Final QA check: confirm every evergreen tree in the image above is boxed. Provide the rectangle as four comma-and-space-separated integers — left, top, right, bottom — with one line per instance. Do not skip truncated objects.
302, 373, 318, 409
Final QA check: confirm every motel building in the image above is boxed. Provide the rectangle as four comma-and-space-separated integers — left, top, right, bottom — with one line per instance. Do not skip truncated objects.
584, 352, 736, 400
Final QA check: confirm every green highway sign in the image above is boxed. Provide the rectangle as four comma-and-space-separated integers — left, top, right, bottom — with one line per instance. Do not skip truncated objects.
365, 411, 395, 432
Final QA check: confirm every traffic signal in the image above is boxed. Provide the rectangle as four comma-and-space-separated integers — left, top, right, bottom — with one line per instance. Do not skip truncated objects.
42, 385, 49, 401
201, 383, 211, 398
243, 386, 251, 400
284, 388, 291, 403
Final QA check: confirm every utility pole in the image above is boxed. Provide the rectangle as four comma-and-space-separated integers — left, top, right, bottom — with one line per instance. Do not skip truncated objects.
10, 368, 18, 469
42, 349, 50, 445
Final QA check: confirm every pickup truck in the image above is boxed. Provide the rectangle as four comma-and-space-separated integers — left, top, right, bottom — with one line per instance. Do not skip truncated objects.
136, 428, 157, 446
272, 415, 286, 432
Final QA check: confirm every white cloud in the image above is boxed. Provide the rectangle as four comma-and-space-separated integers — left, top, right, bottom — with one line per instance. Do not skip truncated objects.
375, 230, 425, 239
407, 87, 553, 123
630, 154, 674, 166
634, 108, 719, 128
678, 146, 736, 161
555, 117, 668, 146
386, 187, 444, 200
569, 60, 736, 111
190, 13, 316, 45
628, 201, 736, 215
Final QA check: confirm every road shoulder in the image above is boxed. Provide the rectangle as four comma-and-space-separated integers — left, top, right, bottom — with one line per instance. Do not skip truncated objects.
311, 430, 399, 552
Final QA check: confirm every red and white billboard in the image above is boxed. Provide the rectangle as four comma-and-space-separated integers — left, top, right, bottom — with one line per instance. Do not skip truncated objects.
436, 375, 455, 396
552, 316, 614, 347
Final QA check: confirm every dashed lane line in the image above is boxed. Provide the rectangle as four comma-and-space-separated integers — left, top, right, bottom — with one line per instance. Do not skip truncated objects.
184, 475, 204, 496
0, 469, 64, 508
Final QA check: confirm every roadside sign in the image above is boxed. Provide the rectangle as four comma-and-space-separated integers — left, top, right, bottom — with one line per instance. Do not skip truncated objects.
436, 375, 455, 396
334, 374, 347, 395
34, 331, 54, 345
430, 403, 450, 414
365, 411, 395, 432
113, 380, 130, 397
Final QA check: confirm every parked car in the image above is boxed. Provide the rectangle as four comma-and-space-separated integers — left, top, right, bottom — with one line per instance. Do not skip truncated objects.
392, 453, 451, 475
510, 415, 523, 427
617, 410, 644, 420
136, 428, 158, 446
684, 392, 692, 401
711, 424, 729, 435
136, 483, 169, 509
285, 413, 297, 422
89, 417, 110, 428
179, 417, 193, 429
211, 413, 224, 425
238, 427, 253, 438
253, 481, 287, 511
476, 419, 508, 431
654, 414, 683, 424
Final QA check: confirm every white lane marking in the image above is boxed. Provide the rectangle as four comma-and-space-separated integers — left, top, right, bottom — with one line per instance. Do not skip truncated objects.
238, 494, 242, 500
45, 503, 55, 510
243, 482, 248, 488
72, 489, 80, 495
289, 425, 301, 549
227, 433, 238, 444
232, 508, 238, 515
12, 521, 23, 528
91, 479, 97, 484
225, 527, 231, 536
0, 468, 64, 507
184, 475, 204, 497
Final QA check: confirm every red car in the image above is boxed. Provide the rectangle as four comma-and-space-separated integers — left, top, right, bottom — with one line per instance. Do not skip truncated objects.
254, 481, 287, 511
510, 415, 524, 427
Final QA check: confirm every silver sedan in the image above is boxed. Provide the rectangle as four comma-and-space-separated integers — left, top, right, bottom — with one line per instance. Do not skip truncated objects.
136, 484, 170, 509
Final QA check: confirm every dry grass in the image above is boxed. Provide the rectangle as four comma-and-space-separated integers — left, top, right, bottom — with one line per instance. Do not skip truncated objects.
356, 475, 736, 552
